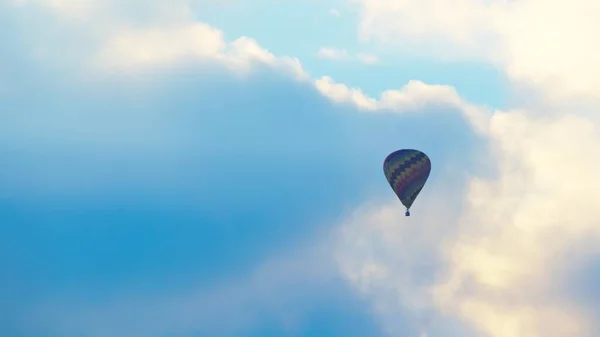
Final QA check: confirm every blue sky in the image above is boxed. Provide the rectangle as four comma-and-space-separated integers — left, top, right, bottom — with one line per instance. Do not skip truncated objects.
194, 1, 509, 107
3, 1, 600, 337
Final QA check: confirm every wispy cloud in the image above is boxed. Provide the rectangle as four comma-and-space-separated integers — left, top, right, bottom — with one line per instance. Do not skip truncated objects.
317, 47, 349, 60
317, 47, 379, 65
356, 52, 378, 64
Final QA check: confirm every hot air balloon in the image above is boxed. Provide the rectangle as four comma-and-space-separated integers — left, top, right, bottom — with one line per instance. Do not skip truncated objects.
383, 149, 431, 216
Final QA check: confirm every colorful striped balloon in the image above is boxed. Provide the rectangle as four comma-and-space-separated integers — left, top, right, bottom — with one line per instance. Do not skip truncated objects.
383, 149, 431, 216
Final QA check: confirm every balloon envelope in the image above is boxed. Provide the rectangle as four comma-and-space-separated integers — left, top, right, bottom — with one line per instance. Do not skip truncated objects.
383, 149, 431, 212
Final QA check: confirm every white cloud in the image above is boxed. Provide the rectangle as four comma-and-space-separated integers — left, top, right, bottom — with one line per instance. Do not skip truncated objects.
314, 76, 377, 110
325, 3, 600, 334
314, 76, 491, 133
95, 23, 226, 68
355, 0, 496, 60
353, 0, 600, 103
329, 8, 340, 17
319, 7, 600, 332
494, 0, 600, 103
94, 23, 308, 80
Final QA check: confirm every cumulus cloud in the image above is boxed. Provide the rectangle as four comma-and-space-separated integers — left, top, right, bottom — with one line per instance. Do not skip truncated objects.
334, 95, 600, 337
494, 0, 600, 103
438, 111, 600, 336
331, 4, 600, 334
338, 92, 600, 337
353, 0, 600, 103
